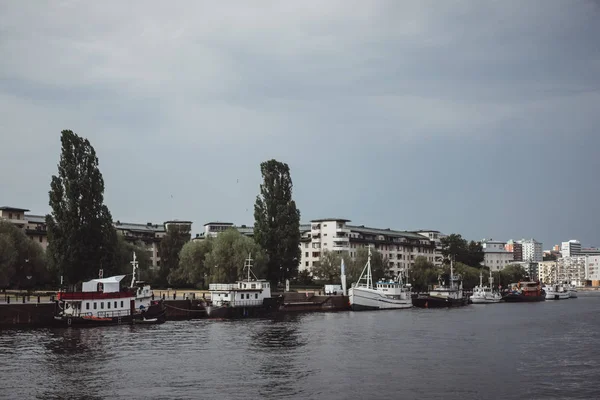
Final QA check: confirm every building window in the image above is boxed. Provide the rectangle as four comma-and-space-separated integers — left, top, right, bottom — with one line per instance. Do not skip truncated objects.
114, 301, 118, 308
255, 294, 258, 299
305, 261, 309, 266
121, 301, 124, 307
101, 302, 104, 309
305, 252, 309, 257
93, 302, 97, 309
107, 302, 111, 309
39, 236, 43, 243
86, 303, 90, 310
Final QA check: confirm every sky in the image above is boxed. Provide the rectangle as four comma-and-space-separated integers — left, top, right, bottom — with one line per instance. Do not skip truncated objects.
1, 0, 599, 249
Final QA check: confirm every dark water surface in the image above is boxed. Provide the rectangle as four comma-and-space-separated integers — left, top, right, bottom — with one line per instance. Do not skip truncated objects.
2, 294, 600, 400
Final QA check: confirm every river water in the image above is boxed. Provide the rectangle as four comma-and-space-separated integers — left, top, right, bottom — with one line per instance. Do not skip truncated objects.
2, 294, 600, 400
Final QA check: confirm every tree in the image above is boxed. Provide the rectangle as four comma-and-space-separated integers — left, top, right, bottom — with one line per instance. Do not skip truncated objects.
115, 236, 153, 282
253, 159, 301, 288
440, 234, 484, 267
46, 130, 118, 285
543, 253, 557, 261
170, 238, 214, 288
0, 221, 48, 289
158, 224, 191, 286
294, 269, 314, 286
499, 264, 528, 286
410, 256, 438, 291
345, 247, 390, 285
205, 229, 267, 284
311, 250, 342, 283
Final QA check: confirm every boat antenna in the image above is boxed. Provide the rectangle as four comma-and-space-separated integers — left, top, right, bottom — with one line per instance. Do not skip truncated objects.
130, 252, 138, 288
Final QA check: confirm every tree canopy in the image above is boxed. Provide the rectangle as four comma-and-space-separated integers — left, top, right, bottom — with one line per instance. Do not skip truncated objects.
345, 247, 390, 285
46, 130, 118, 285
440, 234, 484, 268
158, 224, 191, 286
115, 236, 153, 282
0, 221, 48, 289
204, 229, 267, 284
253, 159, 301, 288
169, 237, 214, 288
311, 249, 343, 284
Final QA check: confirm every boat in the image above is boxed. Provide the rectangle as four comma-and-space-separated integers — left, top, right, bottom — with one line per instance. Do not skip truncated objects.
411, 257, 468, 308
544, 284, 570, 300
470, 269, 502, 304
566, 284, 578, 298
54, 252, 166, 326
348, 246, 412, 311
205, 254, 282, 318
502, 281, 545, 302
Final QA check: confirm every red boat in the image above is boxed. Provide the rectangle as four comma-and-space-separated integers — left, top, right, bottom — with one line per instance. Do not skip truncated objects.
502, 281, 546, 302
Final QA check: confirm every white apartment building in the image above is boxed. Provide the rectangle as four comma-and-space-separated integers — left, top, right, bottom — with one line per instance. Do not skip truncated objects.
481, 239, 514, 271
586, 255, 600, 282
561, 240, 581, 257
538, 257, 586, 286
520, 238, 543, 262
415, 230, 446, 266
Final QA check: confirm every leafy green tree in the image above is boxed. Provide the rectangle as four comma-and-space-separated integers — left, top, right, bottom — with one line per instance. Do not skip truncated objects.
205, 229, 267, 283
0, 221, 48, 289
253, 159, 301, 288
170, 238, 214, 288
115, 236, 152, 281
158, 224, 191, 286
311, 250, 343, 283
410, 255, 438, 291
46, 130, 118, 285
294, 269, 314, 286
498, 264, 528, 286
440, 234, 484, 267
346, 247, 390, 285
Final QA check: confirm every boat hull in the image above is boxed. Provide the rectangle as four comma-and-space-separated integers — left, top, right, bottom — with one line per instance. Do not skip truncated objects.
569, 291, 578, 298
54, 301, 166, 327
349, 287, 412, 311
206, 297, 282, 319
502, 293, 545, 302
545, 292, 570, 300
470, 296, 502, 304
411, 296, 468, 308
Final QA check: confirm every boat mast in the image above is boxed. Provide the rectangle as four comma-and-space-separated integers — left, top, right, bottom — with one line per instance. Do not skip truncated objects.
366, 246, 373, 289
479, 270, 483, 288
243, 253, 257, 281
450, 255, 454, 289
130, 252, 138, 288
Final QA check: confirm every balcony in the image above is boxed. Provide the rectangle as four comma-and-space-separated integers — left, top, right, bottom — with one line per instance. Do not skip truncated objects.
333, 235, 349, 241
312, 237, 321, 243
336, 227, 350, 234
332, 244, 349, 251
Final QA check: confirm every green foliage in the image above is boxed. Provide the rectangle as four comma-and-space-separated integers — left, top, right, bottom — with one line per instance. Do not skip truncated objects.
543, 253, 557, 261
498, 264, 528, 285
346, 247, 390, 285
158, 224, 191, 286
409, 255, 438, 291
311, 250, 342, 283
440, 233, 484, 267
170, 238, 214, 288
115, 235, 153, 281
253, 159, 301, 287
294, 269, 314, 286
46, 130, 119, 285
205, 229, 267, 284
0, 221, 48, 289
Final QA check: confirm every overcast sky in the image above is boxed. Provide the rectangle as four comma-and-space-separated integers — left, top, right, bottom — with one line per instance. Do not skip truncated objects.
1, 0, 599, 248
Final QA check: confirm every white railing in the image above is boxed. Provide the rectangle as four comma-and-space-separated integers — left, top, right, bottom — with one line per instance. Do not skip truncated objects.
214, 299, 264, 307
209, 284, 235, 291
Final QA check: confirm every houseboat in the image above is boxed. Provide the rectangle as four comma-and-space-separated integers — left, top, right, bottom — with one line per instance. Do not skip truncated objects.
205, 254, 281, 318
349, 246, 412, 310
54, 253, 166, 326
412, 258, 468, 308
502, 281, 546, 302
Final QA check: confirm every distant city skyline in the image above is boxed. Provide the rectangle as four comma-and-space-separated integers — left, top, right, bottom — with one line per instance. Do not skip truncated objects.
1, 1, 599, 249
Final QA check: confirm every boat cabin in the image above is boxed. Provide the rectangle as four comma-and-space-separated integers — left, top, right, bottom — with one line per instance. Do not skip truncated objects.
57, 275, 135, 318
376, 280, 411, 300
209, 280, 271, 308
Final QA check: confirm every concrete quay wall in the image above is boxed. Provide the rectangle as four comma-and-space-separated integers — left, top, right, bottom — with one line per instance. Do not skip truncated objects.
0, 303, 56, 328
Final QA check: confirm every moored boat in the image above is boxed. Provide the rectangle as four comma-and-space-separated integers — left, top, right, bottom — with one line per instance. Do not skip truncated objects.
544, 284, 570, 300
502, 281, 545, 302
470, 269, 502, 304
205, 254, 282, 319
54, 253, 166, 326
349, 247, 412, 311
412, 258, 468, 308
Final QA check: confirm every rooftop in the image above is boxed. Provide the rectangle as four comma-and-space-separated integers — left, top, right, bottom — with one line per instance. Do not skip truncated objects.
348, 225, 430, 240
204, 221, 234, 226
0, 206, 30, 212
114, 221, 166, 232
25, 214, 46, 224
311, 218, 351, 223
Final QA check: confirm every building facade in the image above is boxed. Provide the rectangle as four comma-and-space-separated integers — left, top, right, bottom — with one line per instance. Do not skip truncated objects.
520, 238, 543, 262
415, 230, 446, 266
561, 240, 581, 257
505, 240, 523, 261
538, 257, 586, 286
481, 239, 514, 270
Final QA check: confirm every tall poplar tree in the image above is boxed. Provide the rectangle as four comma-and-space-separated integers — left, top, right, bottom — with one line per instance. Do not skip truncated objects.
254, 159, 301, 288
46, 130, 118, 285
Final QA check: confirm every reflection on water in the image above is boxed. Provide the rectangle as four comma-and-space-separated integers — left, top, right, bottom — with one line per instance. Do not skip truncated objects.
2, 296, 600, 400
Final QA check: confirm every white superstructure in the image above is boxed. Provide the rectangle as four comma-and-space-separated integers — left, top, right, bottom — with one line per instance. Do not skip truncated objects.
470, 270, 502, 304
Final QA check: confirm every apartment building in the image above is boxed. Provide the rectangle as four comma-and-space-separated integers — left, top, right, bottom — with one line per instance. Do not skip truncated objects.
481, 239, 514, 270
505, 240, 523, 261
561, 240, 581, 257
200, 219, 439, 277
538, 257, 586, 286
520, 238, 543, 262
1, 205, 190, 268
415, 230, 446, 266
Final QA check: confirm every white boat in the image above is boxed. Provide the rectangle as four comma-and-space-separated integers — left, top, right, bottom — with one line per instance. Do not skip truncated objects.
544, 284, 570, 300
348, 246, 412, 311
567, 285, 578, 298
470, 270, 502, 304
205, 254, 280, 318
